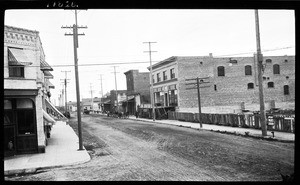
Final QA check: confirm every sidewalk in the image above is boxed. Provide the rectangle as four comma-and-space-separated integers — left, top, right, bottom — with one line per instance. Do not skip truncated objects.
4, 121, 90, 176
128, 116, 294, 142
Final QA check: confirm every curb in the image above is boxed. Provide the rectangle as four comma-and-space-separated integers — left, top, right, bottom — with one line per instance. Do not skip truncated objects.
127, 117, 294, 143
4, 156, 91, 176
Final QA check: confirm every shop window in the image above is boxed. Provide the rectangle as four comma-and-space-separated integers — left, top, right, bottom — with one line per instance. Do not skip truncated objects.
17, 110, 35, 135
268, 82, 274, 88
168, 90, 178, 106
273, 64, 280, 74
284, 85, 290, 95
217, 66, 225, 76
245, 65, 252, 76
247, 83, 254, 89
17, 99, 33, 108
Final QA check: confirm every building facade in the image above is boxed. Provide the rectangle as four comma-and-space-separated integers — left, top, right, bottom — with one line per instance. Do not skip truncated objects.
109, 90, 127, 112
4, 25, 64, 157
149, 54, 295, 114
124, 70, 151, 115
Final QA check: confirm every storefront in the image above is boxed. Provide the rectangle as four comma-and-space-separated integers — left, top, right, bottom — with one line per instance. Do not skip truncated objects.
4, 89, 39, 157
153, 84, 178, 107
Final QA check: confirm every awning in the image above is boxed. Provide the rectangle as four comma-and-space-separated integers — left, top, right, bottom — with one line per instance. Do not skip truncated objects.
48, 81, 55, 89
40, 58, 53, 71
43, 109, 56, 126
8, 48, 34, 66
45, 99, 68, 121
44, 71, 54, 79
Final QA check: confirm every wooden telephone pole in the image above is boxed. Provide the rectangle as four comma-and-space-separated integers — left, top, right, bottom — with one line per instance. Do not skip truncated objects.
143, 42, 157, 121
61, 9, 87, 150
255, 10, 267, 137
185, 77, 211, 128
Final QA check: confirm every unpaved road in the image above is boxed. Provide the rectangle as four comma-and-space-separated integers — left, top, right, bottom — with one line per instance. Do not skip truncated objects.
6, 114, 294, 181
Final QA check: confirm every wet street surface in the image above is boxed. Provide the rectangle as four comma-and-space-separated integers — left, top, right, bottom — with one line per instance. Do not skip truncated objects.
6, 114, 294, 181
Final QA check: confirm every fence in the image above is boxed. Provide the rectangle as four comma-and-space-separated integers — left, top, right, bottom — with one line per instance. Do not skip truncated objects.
168, 111, 294, 133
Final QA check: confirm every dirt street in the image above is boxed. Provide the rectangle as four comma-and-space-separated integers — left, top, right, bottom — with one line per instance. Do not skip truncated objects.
6, 114, 294, 181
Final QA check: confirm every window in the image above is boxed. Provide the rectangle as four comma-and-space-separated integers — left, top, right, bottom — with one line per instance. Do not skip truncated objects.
273, 64, 280, 74
268, 82, 274, 88
157, 73, 161, 82
9, 66, 24, 77
168, 90, 178, 106
163, 71, 167, 81
247, 83, 254, 89
214, 85, 217, 91
152, 75, 155, 83
217, 66, 225, 76
170, 68, 175, 79
4, 99, 35, 135
284, 85, 290, 95
266, 59, 272, 63
245, 65, 252, 76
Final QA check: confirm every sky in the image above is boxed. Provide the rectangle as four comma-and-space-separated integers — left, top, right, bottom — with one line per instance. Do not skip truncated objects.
4, 9, 295, 105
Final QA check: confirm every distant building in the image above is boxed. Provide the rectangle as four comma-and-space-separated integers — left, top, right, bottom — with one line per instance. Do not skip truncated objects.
81, 97, 102, 112
67, 101, 77, 112
124, 70, 151, 115
109, 90, 127, 112
4, 25, 66, 157
148, 54, 295, 114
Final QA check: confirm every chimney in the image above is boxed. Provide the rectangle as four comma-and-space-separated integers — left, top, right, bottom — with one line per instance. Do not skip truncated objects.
209, 53, 213, 58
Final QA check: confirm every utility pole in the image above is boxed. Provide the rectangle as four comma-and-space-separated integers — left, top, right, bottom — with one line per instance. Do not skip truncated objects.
255, 10, 267, 137
185, 77, 211, 128
143, 42, 157, 121
112, 66, 119, 111
99, 74, 104, 98
99, 74, 103, 112
60, 70, 71, 114
61, 9, 87, 150
89, 83, 94, 113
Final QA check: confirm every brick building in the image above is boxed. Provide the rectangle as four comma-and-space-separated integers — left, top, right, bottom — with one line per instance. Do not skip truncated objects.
124, 70, 151, 115
149, 54, 295, 114
4, 25, 66, 156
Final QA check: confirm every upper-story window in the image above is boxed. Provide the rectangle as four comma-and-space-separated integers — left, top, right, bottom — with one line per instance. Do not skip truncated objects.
268, 82, 274, 88
157, 73, 161, 82
8, 47, 26, 78
217, 66, 225, 76
9, 65, 24, 77
284, 85, 290, 95
163, 71, 167, 81
273, 64, 280, 74
266, 59, 272, 63
245, 65, 252, 76
170, 68, 175, 79
247, 83, 254, 89
152, 75, 154, 84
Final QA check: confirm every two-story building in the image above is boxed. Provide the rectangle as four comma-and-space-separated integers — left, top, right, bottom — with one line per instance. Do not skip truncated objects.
124, 70, 151, 115
4, 25, 66, 157
149, 54, 295, 114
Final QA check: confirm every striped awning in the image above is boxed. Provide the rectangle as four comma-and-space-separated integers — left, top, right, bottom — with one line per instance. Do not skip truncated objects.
45, 99, 68, 121
40, 58, 53, 71
8, 48, 34, 66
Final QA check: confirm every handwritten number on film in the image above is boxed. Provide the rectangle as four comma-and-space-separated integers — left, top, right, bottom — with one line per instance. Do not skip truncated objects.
47, 1, 78, 8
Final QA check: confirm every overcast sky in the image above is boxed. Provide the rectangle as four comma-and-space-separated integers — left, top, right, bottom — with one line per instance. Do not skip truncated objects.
4, 9, 295, 104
